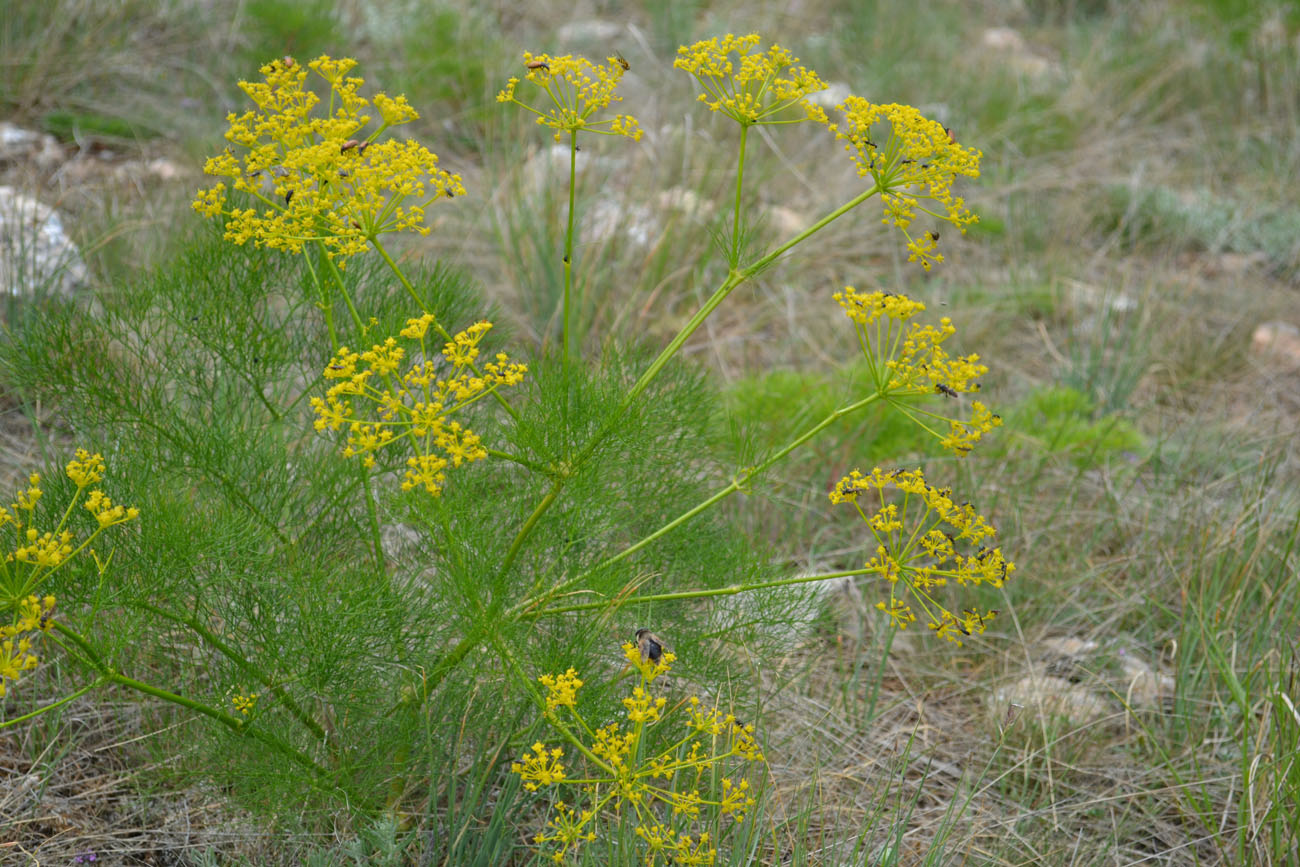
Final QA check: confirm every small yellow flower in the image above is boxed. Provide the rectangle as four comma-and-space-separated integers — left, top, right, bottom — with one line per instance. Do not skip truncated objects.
539, 668, 583, 709
622, 685, 667, 723
0, 595, 56, 698
65, 449, 106, 488
511, 741, 567, 791
498, 52, 642, 143
674, 33, 828, 126
232, 691, 259, 716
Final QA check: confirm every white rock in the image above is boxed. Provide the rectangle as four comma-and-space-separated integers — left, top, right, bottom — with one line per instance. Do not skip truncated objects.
806, 81, 852, 110
993, 674, 1109, 724
1116, 649, 1175, 709
980, 27, 1061, 80
765, 205, 806, 237
0, 186, 88, 300
0, 122, 64, 171
582, 197, 656, 247
556, 19, 623, 45
656, 187, 714, 222
1251, 321, 1300, 365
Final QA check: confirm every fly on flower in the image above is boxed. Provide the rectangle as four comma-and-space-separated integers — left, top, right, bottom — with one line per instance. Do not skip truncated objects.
635, 628, 666, 665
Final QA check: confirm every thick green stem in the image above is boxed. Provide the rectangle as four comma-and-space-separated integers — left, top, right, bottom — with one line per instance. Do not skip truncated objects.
520, 391, 884, 612
563, 130, 579, 366
51, 623, 332, 780
495, 184, 885, 617
360, 466, 386, 573
135, 602, 326, 741
497, 489, 559, 579
0, 679, 102, 730
304, 246, 339, 350
320, 250, 366, 331
730, 125, 749, 265
525, 567, 876, 618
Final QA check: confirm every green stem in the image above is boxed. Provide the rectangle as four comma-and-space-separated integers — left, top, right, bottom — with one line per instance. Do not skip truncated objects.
496, 489, 559, 579
51, 623, 332, 780
488, 628, 615, 776
0, 679, 103, 730
303, 245, 339, 350
484, 446, 546, 473
519, 391, 884, 612
563, 129, 579, 366
620, 181, 883, 420
134, 602, 327, 742
369, 235, 430, 317
359, 466, 386, 573
524, 566, 876, 618
320, 249, 366, 331
495, 186, 885, 613
730, 124, 749, 265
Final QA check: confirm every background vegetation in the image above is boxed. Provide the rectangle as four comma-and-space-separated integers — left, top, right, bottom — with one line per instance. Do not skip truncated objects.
1, 0, 1297, 863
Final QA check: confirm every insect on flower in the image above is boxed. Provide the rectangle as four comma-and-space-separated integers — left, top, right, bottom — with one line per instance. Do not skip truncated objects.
340, 139, 360, 153
635, 628, 667, 665
936, 383, 959, 398
614, 52, 630, 71
944, 126, 957, 144
525, 59, 550, 71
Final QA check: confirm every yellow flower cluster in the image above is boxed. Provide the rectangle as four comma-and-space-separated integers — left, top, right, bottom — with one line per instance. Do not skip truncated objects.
497, 53, 642, 143
0, 595, 54, 698
829, 467, 1013, 645
231, 691, 259, 716
513, 651, 765, 864
673, 33, 828, 126
193, 56, 465, 265
827, 99, 982, 269
540, 667, 583, 709
1, 450, 139, 697
310, 317, 526, 495
834, 287, 1001, 457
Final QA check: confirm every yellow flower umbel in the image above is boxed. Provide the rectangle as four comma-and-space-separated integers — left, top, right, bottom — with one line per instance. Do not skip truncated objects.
835, 286, 1001, 456
827, 98, 982, 269
0, 595, 54, 698
497, 53, 643, 143
513, 652, 764, 864
0, 450, 140, 697
193, 55, 465, 266
830, 467, 1013, 645
310, 317, 527, 495
231, 690, 259, 716
674, 33, 829, 126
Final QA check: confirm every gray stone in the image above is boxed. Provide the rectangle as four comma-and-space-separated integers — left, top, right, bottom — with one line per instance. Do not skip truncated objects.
0, 186, 89, 300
